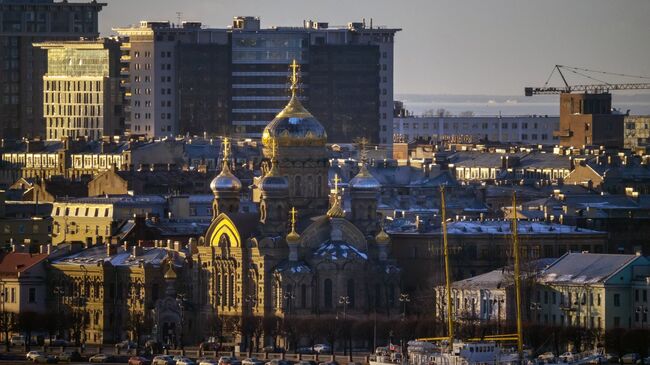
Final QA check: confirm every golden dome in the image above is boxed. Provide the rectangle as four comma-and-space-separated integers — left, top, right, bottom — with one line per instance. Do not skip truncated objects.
261, 95, 327, 147
261, 60, 327, 147
375, 227, 390, 245
286, 228, 301, 244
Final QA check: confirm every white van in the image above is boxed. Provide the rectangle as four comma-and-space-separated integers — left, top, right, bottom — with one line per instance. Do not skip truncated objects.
11, 335, 26, 346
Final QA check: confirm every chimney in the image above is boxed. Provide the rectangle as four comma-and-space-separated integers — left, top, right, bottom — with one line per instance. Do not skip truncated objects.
173, 241, 181, 251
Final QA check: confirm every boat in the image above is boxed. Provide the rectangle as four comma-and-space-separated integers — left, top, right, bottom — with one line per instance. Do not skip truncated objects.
406, 190, 527, 365
369, 345, 405, 365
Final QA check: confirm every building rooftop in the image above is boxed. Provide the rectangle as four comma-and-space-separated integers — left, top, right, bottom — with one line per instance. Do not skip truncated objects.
539, 252, 646, 285
53, 245, 186, 268
0, 252, 48, 278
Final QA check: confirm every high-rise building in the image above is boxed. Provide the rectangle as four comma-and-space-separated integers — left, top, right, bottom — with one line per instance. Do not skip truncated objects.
0, 0, 105, 140
34, 39, 123, 140
114, 21, 230, 138
115, 17, 400, 145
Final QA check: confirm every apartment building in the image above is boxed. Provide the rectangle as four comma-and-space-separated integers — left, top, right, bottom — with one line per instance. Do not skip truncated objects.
0, 0, 105, 140
115, 17, 399, 145
394, 115, 559, 145
35, 39, 124, 140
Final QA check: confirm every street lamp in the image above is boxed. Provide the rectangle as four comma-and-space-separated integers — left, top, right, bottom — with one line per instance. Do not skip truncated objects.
530, 302, 542, 323
399, 293, 410, 320
283, 291, 295, 315
636, 305, 648, 328
53, 285, 64, 340
176, 293, 187, 350
339, 296, 350, 320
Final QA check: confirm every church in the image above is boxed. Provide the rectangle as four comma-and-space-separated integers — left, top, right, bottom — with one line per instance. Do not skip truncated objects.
195, 61, 401, 348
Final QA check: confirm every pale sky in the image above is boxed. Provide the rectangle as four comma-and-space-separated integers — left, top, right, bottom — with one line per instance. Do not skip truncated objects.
99, 0, 650, 95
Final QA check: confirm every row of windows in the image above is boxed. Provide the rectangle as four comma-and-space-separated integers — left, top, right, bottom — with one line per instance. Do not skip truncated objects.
44, 91, 103, 105
54, 206, 110, 217
45, 80, 101, 92
47, 117, 101, 129
45, 104, 102, 117
401, 121, 553, 130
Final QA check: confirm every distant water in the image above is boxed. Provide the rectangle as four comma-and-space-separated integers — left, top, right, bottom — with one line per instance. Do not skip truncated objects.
396, 93, 650, 117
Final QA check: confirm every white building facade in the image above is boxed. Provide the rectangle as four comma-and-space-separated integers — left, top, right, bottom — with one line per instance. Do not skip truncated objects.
394, 115, 559, 145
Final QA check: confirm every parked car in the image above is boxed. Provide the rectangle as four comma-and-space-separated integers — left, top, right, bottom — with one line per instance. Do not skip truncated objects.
33, 354, 58, 363
177, 357, 197, 365
559, 352, 577, 363
129, 356, 152, 365
312, 344, 331, 354
56, 351, 81, 362
89, 353, 113, 363
317, 362, 339, 365
27, 351, 45, 361
538, 352, 556, 363
153, 355, 176, 365
116, 340, 137, 350
219, 356, 239, 365
242, 358, 265, 365
622, 354, 640, 364
585, 355, 607, 365
297, 361, 317, 365
605, 354, 619, 364
11, 335, 26, 346
296, 348, 316, 355
263, 346, 286, 353
265, 360, 292, 365
49, 339, 69, 347
198, 358, 219, 365
200, 341, 221, 351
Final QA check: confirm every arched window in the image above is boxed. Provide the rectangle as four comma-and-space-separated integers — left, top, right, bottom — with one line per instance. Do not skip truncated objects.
347, 279, 355, 308
228, 273, 235, 307
294, 176, 302, 196
317, 175, 323, 197
324, 279, 333, 308
306, 175, 313, 197
216, 273, 221, 306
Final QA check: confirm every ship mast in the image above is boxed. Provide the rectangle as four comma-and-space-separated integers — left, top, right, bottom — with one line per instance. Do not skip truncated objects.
512, 192, 524, 361
441, 186, 454, 346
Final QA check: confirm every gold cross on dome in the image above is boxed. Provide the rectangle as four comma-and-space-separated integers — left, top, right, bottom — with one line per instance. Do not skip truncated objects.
222, 137, 230, 160
289, 59, 300, 96
290, 207, 297, 230
333, 174, 341, 195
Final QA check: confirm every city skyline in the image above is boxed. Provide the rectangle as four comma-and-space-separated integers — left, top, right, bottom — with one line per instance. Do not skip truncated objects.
99, 0, 650, 95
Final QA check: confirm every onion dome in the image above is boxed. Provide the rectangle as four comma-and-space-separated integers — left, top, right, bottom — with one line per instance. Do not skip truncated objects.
375, 227, 391, 245
210, 137, 242, 194
164, 264, 177, 280
261, 60, 327, 147
210, 163, 242, 193
259, 142, 288, 192
287, 207, 301, 243
349, 164, 380, 190
286, 229, 300, 244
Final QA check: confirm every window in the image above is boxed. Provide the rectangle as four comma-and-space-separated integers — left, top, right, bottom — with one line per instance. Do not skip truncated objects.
324, 279, 332, 308
28, 288, 36, 303
613, 293, 620, 307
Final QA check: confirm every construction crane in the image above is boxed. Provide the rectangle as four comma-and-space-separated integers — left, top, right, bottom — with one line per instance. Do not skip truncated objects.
525, 65, 650, 96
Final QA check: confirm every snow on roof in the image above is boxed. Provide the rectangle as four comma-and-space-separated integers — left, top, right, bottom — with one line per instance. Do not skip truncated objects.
274, 260, 312, 274
389, 220, 602, 235
539, 252, 643, 285
53, 245, 185, 267
313, 241, 368, 261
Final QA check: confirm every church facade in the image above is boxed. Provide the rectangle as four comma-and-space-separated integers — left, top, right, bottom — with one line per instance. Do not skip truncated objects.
195, 61, 401, 348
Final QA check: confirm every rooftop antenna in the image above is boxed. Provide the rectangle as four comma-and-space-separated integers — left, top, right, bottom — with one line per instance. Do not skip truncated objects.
176, 12, 182, 27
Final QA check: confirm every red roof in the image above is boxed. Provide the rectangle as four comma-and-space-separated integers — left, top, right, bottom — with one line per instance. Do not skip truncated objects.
0, 253, 48, 277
